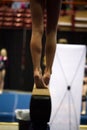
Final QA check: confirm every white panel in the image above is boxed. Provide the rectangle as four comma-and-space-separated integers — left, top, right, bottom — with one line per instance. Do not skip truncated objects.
49, 44, 86, 130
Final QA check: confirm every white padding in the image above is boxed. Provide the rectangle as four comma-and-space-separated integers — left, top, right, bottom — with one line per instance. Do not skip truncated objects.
15, 109, 30, 121
49, 44, 86, 130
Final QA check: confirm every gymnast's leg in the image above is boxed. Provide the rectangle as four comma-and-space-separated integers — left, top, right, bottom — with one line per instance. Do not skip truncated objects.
30, 0, 46, 88
43, 0, 62, 85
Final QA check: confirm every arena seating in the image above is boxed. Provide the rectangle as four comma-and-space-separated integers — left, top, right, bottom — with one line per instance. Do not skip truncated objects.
0, 5, 87, 31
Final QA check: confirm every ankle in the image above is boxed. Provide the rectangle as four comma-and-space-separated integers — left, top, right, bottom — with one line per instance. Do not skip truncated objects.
44, 67, 52, 75
34, 68, 42, 77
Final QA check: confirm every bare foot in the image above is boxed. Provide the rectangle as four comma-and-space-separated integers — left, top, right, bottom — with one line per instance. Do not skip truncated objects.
43, 69, 51, 85
34, 68, 47, 88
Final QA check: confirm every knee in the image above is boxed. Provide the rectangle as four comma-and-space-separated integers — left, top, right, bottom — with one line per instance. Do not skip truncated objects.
37, 27, 44, 37
33, 25, 44, 37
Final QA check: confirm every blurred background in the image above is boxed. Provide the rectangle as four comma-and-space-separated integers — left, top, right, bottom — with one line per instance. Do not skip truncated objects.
0, 1, 87, 130
0, 0, 87, 92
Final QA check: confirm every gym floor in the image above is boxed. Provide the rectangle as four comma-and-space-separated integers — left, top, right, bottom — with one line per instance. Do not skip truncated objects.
0, 123, 87, 130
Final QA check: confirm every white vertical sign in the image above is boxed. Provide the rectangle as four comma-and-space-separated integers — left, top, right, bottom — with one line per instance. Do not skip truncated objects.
49, 44, 86, 130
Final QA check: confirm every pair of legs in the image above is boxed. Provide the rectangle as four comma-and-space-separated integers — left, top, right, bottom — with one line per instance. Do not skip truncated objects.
30, 0, 61, 88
